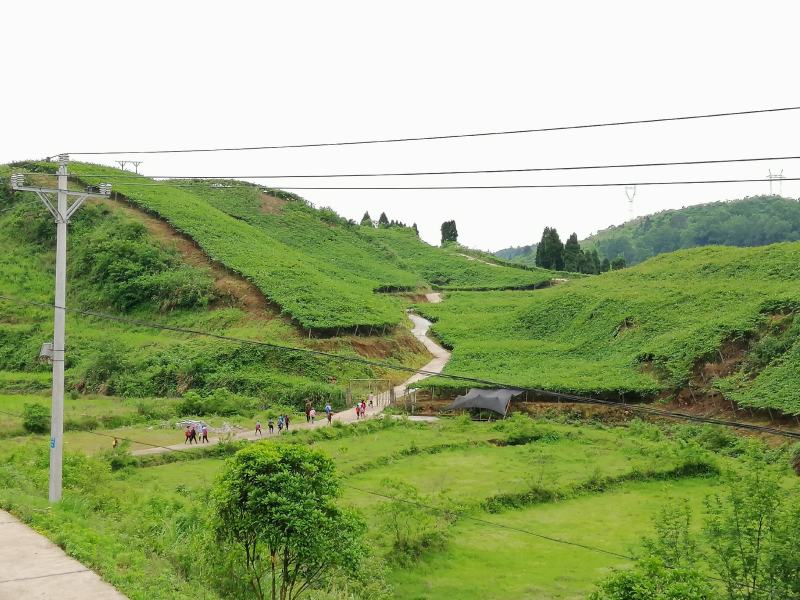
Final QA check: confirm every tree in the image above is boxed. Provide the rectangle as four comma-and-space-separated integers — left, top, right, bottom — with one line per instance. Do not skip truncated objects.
378, 212, 389, 228
211, 444, 367, 600
610, 255, 626, 270
359, 212, 373, 227
591, 502, 717, 600
534, 227, 564, 270
441, 220, 458, 245
600, 257, 611, 273
704, 458, 800, 600
412, 223, 419, 236
563, 233, 582, 272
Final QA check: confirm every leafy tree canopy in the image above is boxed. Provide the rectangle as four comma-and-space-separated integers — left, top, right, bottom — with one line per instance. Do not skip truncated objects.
211, 444, 368, 600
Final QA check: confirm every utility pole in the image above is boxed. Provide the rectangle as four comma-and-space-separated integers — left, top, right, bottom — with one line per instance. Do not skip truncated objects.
10, 156, 111, 503
768, 169, 785, 196
131, 161, 143, 174
116, 160, 128, 171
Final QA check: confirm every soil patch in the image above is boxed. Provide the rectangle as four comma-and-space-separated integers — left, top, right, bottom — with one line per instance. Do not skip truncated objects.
259, 193, 286, 215
95, 198, 280, 318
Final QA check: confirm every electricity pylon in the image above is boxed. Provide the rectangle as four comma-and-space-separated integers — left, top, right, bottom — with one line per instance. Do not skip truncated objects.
768, 169, 785, 195
10, 156, 111, 502
625, 185, 637, 220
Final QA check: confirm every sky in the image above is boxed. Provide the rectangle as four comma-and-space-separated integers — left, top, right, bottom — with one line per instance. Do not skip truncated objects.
3, 0, 800, 251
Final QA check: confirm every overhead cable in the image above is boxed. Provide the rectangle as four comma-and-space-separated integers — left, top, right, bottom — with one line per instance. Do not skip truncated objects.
66, 105, 800, 155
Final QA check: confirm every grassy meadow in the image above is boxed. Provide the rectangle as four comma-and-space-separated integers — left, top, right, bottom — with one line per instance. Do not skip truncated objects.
3, 410, 791, 600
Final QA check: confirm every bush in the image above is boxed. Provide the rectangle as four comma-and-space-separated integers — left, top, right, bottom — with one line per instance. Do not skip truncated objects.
22, 403, 49, 433
176, 388, 254, 417
494, 413, 561, 445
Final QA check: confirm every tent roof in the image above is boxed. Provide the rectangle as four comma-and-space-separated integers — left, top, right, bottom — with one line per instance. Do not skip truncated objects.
449, 388, 522, 416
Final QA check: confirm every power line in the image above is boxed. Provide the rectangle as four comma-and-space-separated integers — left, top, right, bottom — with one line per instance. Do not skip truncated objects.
66, 105, 800, 155
16, 177, 800, 192
29, 153, 800, 180
1, 294, 798, 440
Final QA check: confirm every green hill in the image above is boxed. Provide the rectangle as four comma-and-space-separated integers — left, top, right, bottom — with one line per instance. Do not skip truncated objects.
0, 164, 432, 404
18, 162, 554, 332
496, 195, 800, 267
418, 243, 800, 415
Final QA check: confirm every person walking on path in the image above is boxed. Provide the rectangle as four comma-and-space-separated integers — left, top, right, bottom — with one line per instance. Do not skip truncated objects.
278, 415, 284, 433
201, 425, 209, 443
324, 402, 332, 424
268, 419, 274, 434
360, 400, 367, 418
309, 407, 316, 424
305, 399, 312, 423
284, 414, 290, 431
184, 427, 191, 444
355, 404, 361, 420
189, 426, 198, 444
255, 421, 262, 436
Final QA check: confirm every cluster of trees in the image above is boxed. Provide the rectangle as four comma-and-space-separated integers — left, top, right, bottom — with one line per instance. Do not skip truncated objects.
535, 227, 625, 273
497, 196, 800, 268
589, 195, 800, 266
440, 220, 458, 245
360, 211, 418, 234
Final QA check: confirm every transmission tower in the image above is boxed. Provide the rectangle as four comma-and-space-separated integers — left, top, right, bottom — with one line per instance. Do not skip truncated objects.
625, 185, 637, 220
768, 169, 785, 195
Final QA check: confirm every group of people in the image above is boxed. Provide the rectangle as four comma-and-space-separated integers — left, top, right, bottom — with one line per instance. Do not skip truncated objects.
306, 401, 334, 425
256, 413, 292, 436
183, 423, 209, 444
355, 399, 369, 419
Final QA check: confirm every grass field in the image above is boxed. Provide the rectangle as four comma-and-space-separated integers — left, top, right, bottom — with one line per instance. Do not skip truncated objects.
417, 244, 800, 414
3, 409, 791, 600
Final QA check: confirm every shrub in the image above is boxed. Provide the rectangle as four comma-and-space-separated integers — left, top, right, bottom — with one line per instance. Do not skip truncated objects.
22, 403, 49, 433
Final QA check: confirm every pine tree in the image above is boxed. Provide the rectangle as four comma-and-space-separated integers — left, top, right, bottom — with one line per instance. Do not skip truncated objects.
535, 227, 564, 270
441, 220, 458, 245
600, 257, 611, 273
378, 212, 389, 228
563, 233, 582, 272
360, 211, 373, 227
412, 223, 419, 236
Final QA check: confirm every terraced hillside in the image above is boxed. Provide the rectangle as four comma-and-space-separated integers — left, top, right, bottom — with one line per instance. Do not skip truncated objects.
418, 243, 800, 415
20, 162, 554, 331
0, 164, 429, 403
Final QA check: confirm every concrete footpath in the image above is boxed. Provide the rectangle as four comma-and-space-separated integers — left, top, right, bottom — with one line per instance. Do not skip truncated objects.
0, 511, 126, 600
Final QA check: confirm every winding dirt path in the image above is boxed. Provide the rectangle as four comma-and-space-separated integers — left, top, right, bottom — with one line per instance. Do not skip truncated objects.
132, 308, 451, 456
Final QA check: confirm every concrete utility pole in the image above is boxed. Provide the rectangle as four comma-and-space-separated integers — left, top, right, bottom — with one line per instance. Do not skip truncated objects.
10, 156, 111, 503
131, 161, 143, 174
116, 160, 128, 171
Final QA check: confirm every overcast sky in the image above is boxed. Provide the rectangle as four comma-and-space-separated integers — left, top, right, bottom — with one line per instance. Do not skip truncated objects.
3, 1, 800, 250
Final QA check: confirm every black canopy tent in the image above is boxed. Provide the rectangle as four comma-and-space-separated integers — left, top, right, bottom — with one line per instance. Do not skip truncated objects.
449, 388, 522, 418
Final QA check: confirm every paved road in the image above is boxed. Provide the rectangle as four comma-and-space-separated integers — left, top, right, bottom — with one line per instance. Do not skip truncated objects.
0, 511, 127, 600
133, 309, 450, 456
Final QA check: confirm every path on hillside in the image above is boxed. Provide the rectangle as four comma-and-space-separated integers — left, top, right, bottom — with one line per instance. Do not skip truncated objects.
132, 305, 450, 456
0, 510, 127, 600
457, 253, 499, 267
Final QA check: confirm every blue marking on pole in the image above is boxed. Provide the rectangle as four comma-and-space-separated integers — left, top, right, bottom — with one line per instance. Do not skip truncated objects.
50, 437, 55, 448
